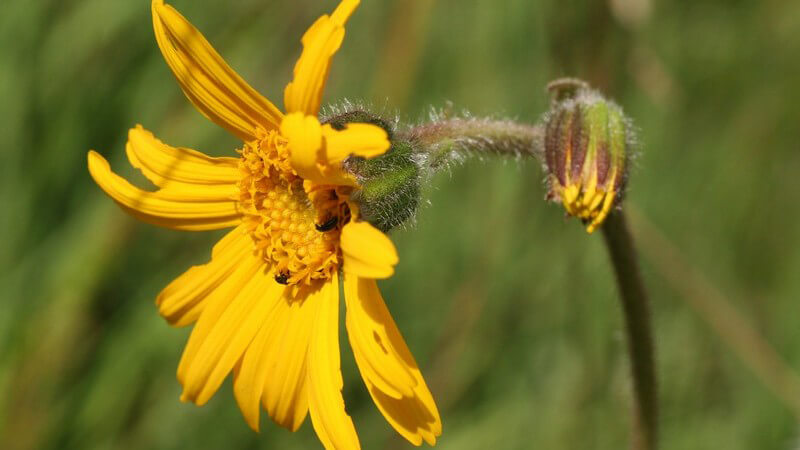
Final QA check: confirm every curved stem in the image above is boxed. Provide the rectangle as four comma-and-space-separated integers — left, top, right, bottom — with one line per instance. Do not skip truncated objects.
601, 211, 658, 450
406, 113, 657, 447
405, 117, 543, 170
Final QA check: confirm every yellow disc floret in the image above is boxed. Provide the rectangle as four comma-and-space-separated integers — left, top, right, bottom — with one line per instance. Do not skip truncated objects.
238, 129, 350, 287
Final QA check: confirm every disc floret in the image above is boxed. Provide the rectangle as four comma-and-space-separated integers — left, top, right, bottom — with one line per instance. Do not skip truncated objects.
238, 129, 350, 288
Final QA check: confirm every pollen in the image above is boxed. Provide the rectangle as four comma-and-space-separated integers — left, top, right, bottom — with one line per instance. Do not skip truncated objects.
237, 129, 348, 287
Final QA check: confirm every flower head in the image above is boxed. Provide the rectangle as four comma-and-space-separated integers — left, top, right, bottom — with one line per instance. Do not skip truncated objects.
87, 1, 441, 447
543, 79, 631, 233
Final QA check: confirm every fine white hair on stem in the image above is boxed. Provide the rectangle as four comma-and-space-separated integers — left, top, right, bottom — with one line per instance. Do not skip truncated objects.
322, 101, 544, 232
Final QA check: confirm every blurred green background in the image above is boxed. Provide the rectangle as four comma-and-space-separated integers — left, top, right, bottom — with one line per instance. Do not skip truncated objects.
2, 0, 800, 448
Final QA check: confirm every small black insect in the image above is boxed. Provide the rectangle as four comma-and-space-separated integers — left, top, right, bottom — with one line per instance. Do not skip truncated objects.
315, 216, 338, 232
274, 272, 290, 285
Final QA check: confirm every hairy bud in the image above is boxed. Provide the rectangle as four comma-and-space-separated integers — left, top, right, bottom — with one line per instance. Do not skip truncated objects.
325, 109, 421, 232
544, 79, 631, 233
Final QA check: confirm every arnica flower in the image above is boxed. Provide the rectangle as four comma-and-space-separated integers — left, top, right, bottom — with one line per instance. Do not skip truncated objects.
543, 80, 630, 233
87, 1, 441, 448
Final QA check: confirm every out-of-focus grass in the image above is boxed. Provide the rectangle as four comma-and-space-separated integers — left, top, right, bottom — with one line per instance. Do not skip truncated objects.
1, 0, 800, 449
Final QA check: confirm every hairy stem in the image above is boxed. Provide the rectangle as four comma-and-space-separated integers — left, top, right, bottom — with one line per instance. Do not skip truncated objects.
601, 212, 658, 450
406, 112, 655, 446
405, 117, 543, 170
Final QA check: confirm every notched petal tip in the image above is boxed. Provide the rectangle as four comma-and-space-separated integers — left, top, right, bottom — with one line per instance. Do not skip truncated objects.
344, 275, 442, 446
341, 221, 399, 279
88, 149, 241, 231
124, 125, 240, 188
323, 122, 391, 165
87, 149, 103, 167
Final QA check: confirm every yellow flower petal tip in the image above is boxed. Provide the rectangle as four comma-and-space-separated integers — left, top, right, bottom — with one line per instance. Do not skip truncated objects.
284, 0, 361, 115
331, 0, 360, 25
152, 0, 283, 139
323, 122, 391, 163
341, 221, 399, 279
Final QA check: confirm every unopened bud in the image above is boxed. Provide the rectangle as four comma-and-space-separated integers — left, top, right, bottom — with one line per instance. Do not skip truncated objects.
325, 109, 421, 232
544, 79, 631, 233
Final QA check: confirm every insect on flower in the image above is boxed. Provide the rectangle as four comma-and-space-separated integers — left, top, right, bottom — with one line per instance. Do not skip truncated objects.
87, 1, 441, 448
315, 216, 339, 232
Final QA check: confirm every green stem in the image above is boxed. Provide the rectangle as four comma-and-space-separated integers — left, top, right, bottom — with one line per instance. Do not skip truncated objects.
601, 211, 658, 450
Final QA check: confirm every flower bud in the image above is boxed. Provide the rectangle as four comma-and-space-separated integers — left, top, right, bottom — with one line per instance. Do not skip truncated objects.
325, 109, 421, 232
544, 80, 630, 233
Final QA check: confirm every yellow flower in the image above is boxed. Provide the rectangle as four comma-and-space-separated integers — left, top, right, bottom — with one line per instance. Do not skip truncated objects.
544, 82, 629, 234
87, 1, 441, 448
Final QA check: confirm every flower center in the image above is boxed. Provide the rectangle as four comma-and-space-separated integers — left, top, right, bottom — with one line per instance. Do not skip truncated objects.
237, 129, 349, 288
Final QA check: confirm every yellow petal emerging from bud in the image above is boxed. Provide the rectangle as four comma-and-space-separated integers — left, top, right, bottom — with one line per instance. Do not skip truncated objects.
544, 80, 630, 233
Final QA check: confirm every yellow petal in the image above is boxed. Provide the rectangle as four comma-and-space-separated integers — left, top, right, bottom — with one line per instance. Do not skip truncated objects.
329, 0, 360, 25
343, 275, 415, 398
321, 122, 390, 164
88, 151, 241, 231
233, 313, 274, 432
364, 386, 440, 446
181, 266, 285, 405
280, 112, 323, 181
344, 275, 441, 445
283, 0, 360, 116
307, 276, 361, 450
152, 0, 283, 141
259, 297, 316, 431
157, 225, 252, 327
341, 221, 398, 279
280, 113, 360, 186
176, 253, 262, 385
233, 291, 317, 432
126, 125, 240, 187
